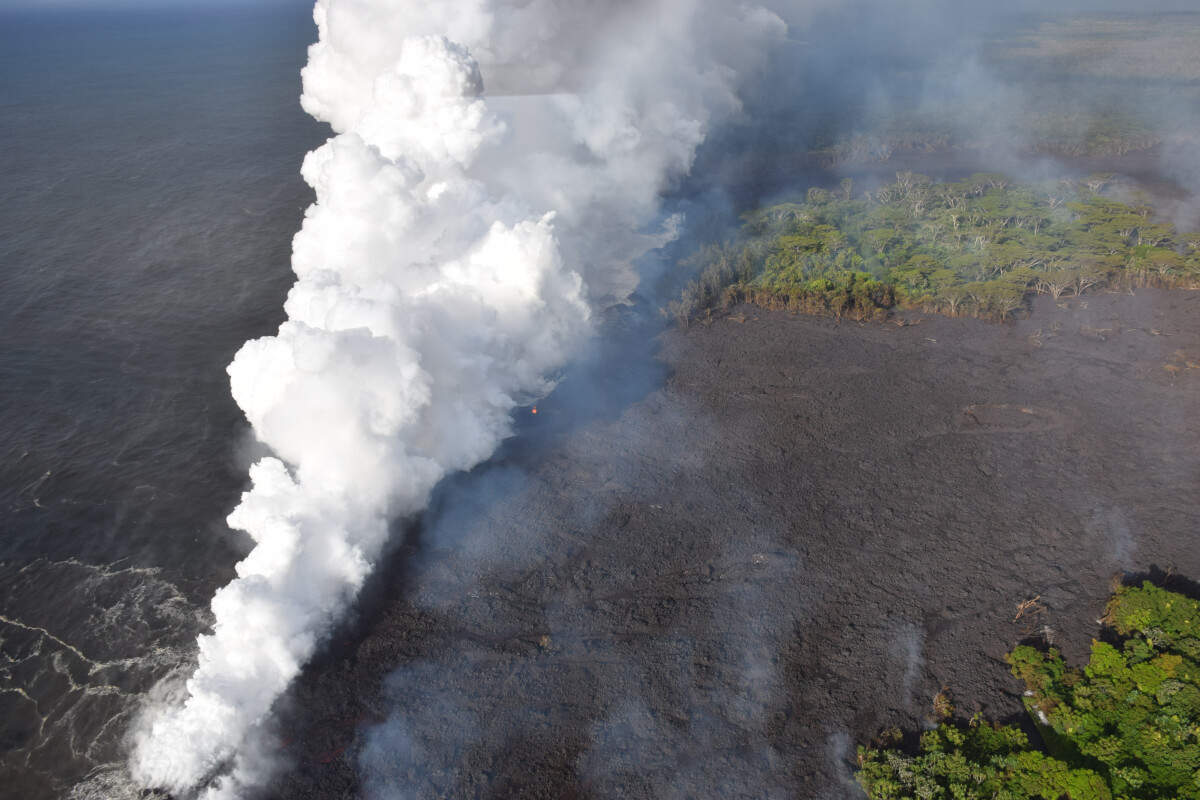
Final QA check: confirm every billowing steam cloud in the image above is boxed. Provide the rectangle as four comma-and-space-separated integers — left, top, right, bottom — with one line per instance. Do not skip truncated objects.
129, 0, 785, 796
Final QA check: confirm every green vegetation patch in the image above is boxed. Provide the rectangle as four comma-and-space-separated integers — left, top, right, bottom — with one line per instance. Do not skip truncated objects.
666, 173, 1200, 326
856, 582, 1200, 799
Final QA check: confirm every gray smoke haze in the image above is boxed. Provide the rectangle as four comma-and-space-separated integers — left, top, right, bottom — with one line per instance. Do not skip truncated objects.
126, 0, 1200, 797
696, 0, 1200, 218
357, 418, 816, 798
353, 2, 1200, 797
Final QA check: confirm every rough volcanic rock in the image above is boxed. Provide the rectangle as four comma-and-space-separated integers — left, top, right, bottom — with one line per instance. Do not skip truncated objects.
267, 289, 1200, 800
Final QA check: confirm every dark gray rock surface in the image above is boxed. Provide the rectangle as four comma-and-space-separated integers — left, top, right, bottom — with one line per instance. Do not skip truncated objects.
267, 289, 1200, 800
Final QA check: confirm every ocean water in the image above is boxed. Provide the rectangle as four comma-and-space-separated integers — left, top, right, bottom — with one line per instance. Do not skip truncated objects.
0, 5, 325, 796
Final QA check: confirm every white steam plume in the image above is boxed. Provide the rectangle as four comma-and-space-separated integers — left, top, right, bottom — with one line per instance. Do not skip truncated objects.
130, 1, 785, 796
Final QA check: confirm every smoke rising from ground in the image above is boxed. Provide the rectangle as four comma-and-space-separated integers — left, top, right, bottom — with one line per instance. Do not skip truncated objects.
128, 0, 786, 795
691, 1, 1200, 221
123, 0, 1200, 796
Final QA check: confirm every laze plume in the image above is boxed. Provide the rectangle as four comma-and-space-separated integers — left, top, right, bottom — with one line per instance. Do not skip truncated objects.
130, 0, 786, 796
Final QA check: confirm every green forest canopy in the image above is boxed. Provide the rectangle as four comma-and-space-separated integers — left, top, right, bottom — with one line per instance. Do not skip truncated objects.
667, 173, 1200, 325
856, 581, 1200, 800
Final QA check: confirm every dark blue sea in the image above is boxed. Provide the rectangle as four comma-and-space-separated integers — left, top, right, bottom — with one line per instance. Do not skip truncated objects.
0, 4, 325, 796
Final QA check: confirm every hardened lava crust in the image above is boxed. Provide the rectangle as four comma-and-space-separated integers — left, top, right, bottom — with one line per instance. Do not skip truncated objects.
268, 289, 1200, 800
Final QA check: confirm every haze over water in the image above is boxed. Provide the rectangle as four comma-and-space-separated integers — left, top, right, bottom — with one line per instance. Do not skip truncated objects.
0, 5, 323, 795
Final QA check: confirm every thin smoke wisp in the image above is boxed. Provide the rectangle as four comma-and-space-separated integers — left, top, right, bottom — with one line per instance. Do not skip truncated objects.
129, 0, 785, 796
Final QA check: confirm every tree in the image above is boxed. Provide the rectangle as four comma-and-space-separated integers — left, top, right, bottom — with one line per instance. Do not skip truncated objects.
857, 582, 1200, 800
970, 281, 1026, 319
1084, 172, 1116, 194
1069, 265, 1109, 296
1035, 271, 1073, 300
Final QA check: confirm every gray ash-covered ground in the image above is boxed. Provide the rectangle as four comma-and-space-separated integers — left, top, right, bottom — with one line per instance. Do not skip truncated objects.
266, 289, 1200, 799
